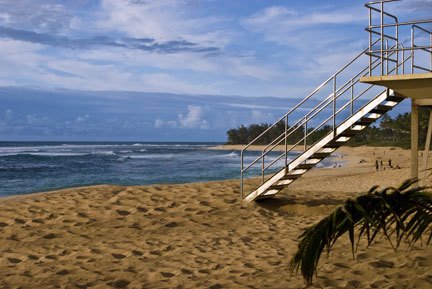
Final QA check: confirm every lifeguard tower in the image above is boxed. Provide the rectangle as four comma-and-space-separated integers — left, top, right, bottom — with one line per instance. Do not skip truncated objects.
240, 0, 432, 202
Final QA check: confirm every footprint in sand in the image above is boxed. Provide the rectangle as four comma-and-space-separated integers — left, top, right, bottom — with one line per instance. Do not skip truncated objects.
107, 279, 131, 288
116, 210, 131, 216
45, 255, 58, 260
7, 257, 22, 264
199, 201, 211, 207
181, 268, 193, 275
42, 233, 59, 239
161, 272, 175, 278
91, 248, 103, 254
14, 218, 26, 224
56, 269, 70, 275
112, 253, 126, 260
369, 260, 394, 268
77, 212, 89, 218
136, 206, 148, 213
32, 218, 45, 224
132, 250, 143, 256
0, 222, 9, 227
28, 254, 39, 260
165, 221, 178, 228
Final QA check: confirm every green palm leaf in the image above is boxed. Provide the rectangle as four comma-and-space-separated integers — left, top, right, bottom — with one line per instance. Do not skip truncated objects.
289, 179, 432, 286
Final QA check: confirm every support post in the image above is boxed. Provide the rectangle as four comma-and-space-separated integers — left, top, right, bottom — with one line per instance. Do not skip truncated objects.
422, 110, 432, 185
411, 100, 419, 180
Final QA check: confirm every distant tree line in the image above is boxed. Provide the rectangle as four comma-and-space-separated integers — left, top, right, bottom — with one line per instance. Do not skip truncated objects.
226, 108, 431, 149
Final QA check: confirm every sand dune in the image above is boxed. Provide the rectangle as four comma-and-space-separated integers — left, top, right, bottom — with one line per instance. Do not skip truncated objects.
0, 146, 430, 288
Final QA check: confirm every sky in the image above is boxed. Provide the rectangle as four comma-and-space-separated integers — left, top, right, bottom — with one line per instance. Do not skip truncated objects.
0, 0, 431, 141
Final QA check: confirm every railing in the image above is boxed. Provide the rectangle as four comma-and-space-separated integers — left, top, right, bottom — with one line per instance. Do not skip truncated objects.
240, 0, 432, 199
240, 43, 410, 199
366, 0, 432, 75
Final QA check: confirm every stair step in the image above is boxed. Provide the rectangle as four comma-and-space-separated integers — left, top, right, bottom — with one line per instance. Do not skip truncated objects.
370, 104, 391, 114
386, 95, 405, 102
296, 163, 315, 170
340, 129, 360, 137
280, 174, 303, 180
323, 141, 345, 149
256, 190, 279, 200
269, 184, 286, 190
309, 152, 331, 159
355, 117, 376, 126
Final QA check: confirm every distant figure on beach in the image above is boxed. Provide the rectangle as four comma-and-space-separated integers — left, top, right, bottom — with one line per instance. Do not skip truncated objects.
375, 160, 379, 171
380, 160, 383, 169
388, 159, 392, 168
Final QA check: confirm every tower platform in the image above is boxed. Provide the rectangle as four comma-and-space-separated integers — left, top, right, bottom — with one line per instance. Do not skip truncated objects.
361, 73, 432, 102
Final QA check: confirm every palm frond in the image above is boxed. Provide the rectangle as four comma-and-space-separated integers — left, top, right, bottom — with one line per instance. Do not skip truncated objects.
289, 179, 432, 286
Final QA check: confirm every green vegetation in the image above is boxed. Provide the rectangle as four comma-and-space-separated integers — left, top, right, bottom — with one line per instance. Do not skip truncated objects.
226, 108, 431, 148
289, 179, 432, 286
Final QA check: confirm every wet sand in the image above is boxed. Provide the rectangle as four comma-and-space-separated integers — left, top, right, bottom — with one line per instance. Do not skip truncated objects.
0, 146, 430, 288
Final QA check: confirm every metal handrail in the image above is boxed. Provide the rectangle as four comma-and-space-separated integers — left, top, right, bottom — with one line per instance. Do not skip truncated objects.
242, 41, 396, 176
241, 45, 410, 198
240, 0, 432, 199
247, 53, 412, 197
259, 44, 395, 159
367, 20, 432, 29
240, 39, 380, 154
366, 0, 432, 75
260, 50, 413, 187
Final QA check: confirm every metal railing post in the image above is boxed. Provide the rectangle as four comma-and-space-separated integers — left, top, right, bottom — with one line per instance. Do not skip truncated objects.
285, 115, 288, 170
411, 26, 415, 73
350, 79, 354, 116
333, 76, 336, 135
396, 21, 399, 74
385, 38, 389, 75
369, 5, 372, 76
304, 116, 307, 151
240, 152, 243, 199
380, 0, 384, 75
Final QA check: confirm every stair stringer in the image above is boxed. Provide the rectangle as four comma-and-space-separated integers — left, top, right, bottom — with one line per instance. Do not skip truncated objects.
244, 89, 391, 202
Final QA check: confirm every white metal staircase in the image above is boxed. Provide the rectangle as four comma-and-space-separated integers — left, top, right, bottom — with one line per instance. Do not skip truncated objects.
240, 0, 432, 202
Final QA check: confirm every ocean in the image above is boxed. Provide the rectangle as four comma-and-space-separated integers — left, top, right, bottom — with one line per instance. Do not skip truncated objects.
0, 142, 333, 197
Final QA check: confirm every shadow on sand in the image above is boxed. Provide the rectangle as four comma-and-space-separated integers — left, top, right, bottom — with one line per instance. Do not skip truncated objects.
254, 195, 344, 212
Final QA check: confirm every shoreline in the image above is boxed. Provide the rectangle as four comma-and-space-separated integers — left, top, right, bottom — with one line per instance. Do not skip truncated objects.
1, 145, 410, 201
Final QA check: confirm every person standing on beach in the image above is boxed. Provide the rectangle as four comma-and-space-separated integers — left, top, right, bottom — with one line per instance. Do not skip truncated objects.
388, 159, 392, 168
375, 160, 379, 171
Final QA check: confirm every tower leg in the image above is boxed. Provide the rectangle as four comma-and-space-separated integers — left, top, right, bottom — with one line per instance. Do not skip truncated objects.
421, 110, 432, 185
411, 101, 419, 180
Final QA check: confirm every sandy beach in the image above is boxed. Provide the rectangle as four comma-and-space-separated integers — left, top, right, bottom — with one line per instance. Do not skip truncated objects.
0, 146, 431, 288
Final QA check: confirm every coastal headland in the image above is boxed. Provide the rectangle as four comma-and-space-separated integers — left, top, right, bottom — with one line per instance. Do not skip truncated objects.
0, 146, 430, 288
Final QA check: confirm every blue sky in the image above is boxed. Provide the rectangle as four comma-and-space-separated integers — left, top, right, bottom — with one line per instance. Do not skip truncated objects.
0, 0, 430, 141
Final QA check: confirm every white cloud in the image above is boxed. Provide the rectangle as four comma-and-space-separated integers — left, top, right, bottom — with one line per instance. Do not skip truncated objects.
154, 118, 164, 128
178, 105, 209, 129
26, 114, 49, 125
251, 110, 275, 123
95, 0, 228, 46
5, 109, 13, 120
75, 114, 90, 123
0, 12, 10, 25
0, 0, 72, 33
242, 5, 365, 48
154, 118, 176, 128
